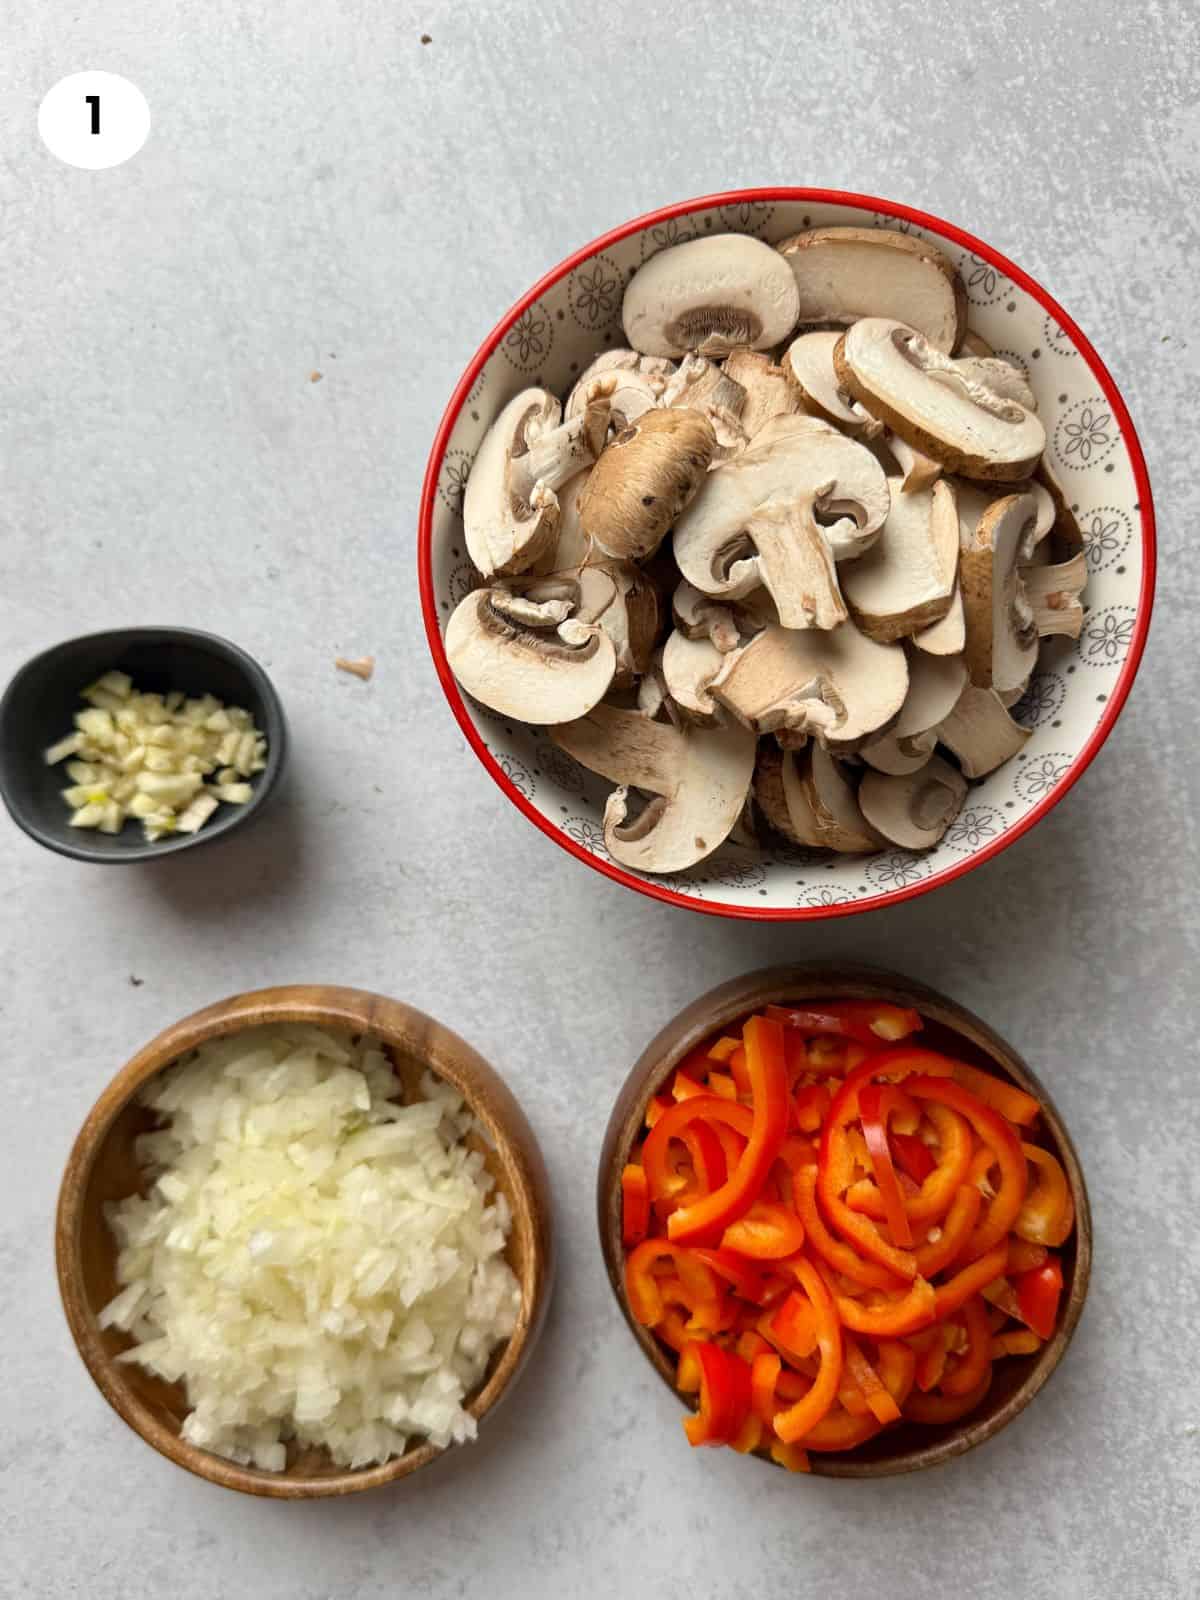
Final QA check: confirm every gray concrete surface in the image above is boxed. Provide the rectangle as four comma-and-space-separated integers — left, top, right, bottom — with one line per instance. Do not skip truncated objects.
2, 3, 1197, 1596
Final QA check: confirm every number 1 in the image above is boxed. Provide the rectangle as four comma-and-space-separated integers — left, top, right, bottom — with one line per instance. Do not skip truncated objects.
85, 94, 100, 135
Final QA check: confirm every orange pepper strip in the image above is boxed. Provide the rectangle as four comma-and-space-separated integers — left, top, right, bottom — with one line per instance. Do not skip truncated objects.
829, 1272, 938, 1339
792, 1164, 909, 1292
691, 1246, 768, 1303
836, 1373, 872, 1418
793, 1081, 831, 1133
771, 1257, 844, 1443
913, 1183, 983, 1278
682, 1342, 753, 1447
672, 1069, 708, 1101
644, 1092, 672, 1128
991, 1328, 1042, 1358
951, 1060, 1041, 1126
730, 1413, 764, 1454
706, 1036, 742, 1065
876, 1339, 917, 1408
904, 1373, 992, 1424
845, 1103, 974, 1226
769, 1438, 812, 1472
658, 1277, 737, 1335
678, 1122, 728, 1198
859, 1083, 914, 1247
641, 1096, 752, 1207
1008, 1238, 1049, 1273
1015, 1144, 1075, 1247
620, 1164, 649, 1247
727, 1044, 752, 1097
624, 1239, 724, 1326
712, 1121, 748, 1175
707, 1071, 738, 1101
843, 1336, 902, 1424
751, 1352, 782, 1423
801, 1405, 883, 1451
767, 1290, 818, 1363
668, 1016, 790, 1244
914, 1324, 954, 1392
941, 1295, 993, 1396
905, 1077, 1027, 1261
721, 1201, 806, 1261
736, 1329, 772, 1363
934, 1241, 1011, 1320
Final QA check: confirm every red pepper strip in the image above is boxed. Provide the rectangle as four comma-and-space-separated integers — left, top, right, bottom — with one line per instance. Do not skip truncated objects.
672, 1070, 707, 1102
707, 1070, 738, 1101
641, 1097, 753, 1208
751, 1352, 782, 1423
1009, 1238, 1049, 1273
903, 1373, 992, 1424
727, 1044, 751, 1097
892, 1132, 936, 1185
768, 1290, 818, 1363
934, 1241, 1010, 1320
829, 1273, 938, 1339
991, 1329, 1042, 1358
981, 1275, 1022, 1320
722, 1201, 806, 1261
644, 1092, 672, 1128
675, 1344, 703, 1393
1014, 1256, 1064, 1341
859, 1083, 914, 1247
691, 1246, 768, 1303
767, 1000, 923, 1045
905, 1077, 1028, 1260
792, 1164, 908, 1292
667, 1016, 790, 1244
914, 1325, 954, 1392
730, 1412, 764, 1454
951, 1060, 1040, 1127
658, 1276, 737, 1334
846, 1103, 974, 1226
706, 1035, 742, 1065
771, 1257, 844, 1443
712, 1121, 748, 1176
836, 1373, 872, 1418
801, 1406, 883, 1451
769, 1438, 812, 1472
843, 1336, 902, 1424
652, 1307, 692, 1353
793, 1082, 830, 1133
682, 1342, 754, 1448
678, 1122, 728, 1198
1016, 1145, 1074, 1247
876, 1339, 917, 1408
736, 1329, 772, 1363
620, 1164, 649, 1247
913, 1184, 983, 1278
941, 1295, 992, 1396
624, 1239, 724, 1327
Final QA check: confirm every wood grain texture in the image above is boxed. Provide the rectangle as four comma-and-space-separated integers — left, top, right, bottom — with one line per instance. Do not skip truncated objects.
597, 962, 1091, 1479
56, 985, 554, 1499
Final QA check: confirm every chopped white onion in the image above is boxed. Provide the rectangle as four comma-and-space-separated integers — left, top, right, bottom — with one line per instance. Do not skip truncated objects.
101, 1025, 521, 1472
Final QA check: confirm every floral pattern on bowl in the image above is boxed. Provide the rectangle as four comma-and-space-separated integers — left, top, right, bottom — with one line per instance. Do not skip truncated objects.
419, 188, 1155, 920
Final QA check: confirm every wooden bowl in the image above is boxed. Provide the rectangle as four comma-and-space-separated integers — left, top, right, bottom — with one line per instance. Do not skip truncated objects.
56, 985, 554, 1498
598, 963, 1091, 1477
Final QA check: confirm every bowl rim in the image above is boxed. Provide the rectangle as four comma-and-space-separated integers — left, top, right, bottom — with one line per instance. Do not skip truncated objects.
54, 984, 554, 1498
595, 962, 1092, 1476
0, 624, 288, 864
417, 185, 1157, 921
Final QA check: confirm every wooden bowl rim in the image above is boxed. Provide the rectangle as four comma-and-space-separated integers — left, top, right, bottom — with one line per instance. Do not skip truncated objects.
56, 984, 554, 1499
596, 962, 1092, 1479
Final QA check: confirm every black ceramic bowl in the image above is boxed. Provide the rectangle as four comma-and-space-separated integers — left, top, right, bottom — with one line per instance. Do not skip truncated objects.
0, 628, 287, 863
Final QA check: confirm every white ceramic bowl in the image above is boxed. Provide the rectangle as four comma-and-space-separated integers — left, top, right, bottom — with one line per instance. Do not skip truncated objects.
419, 188, 1155, 920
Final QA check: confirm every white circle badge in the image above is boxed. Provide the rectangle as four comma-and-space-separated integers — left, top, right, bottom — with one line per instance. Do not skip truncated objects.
38, 72, 150, 170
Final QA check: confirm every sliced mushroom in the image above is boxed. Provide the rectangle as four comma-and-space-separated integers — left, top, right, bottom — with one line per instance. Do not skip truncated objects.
958, 329, 995, 358
1034, 456, 1085, 557
661, 629, 725, 725
721, 348, 800, 442
861, 650, 967, 774
579, 408, 716, 561
1021, 551, 1087, 639
858, 756, 967, 848
465, 388, 612, 577
960, 492, 1040, 693
776, 228, 965, 352
783, 332, 883, 438
550, 701, 755, 873
658, 353, 747, 417
955, 479, 1054, 558
570, 563, 661, 687
536, 469, 594, 572
565, 367, 660, 431
886, 431, 943, 494
791, 744, 885, 851
912, 585, 965, 656
834, 320, 1046, 481
673, 579, 742, 653
623, 235, 800, 359
445, 587, 616, 722
934, 684, 1031, 777
841, 478, 959, 642
673, 415, 890, 627
711, 621, 908, 750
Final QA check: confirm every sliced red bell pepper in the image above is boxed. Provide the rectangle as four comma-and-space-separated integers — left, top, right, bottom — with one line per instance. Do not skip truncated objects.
769, 1438, 812, 1472
667, 1015, 789, 1245
859, 1082, 914, 1247
904, 1077, 1027, 1260
621, 1163, 649, 1247
941, 1295, 992, 1397
721, 1200, 806, 1261
876, 1338, 917, 1408
736, 1329, 772, 1363
672, 1070, 708, 1102
1014, 1255, 1064, 1341
843, 1335, 901, 1424
771, 1257, 844, 1444
800, 1405, 883, 1451
641, 1096, 752, 1209
913, 1324, 955, 1392
951, 1060, 1040, 1126
678, 1121, 728, 1198
912, 1183, 983, 1278
726, 1043, 752, 1097
767, 1000, 923, 1045
750, 1351, 782, 1424
1015, 1144, 1074, 1247
1008, 1238, 1049, 1274
845, 1102, 973, 1226
707, 1070, 738, 1101
827, 1272, 937, 1339
933, 1241, 1010, 1320
991, 1328, 1042, 1358
792, 1081, 831, 1133
705, 1035, 742, 1065
892, 1131, 936, 1186
682, 1342, 753, 1447
768, 1289, 818, 1363
792, 1163, 907, 1292
690, 1246, 768, 1304
903, 1373, 991, 1424
644, 1091, 673, 1128
624, 1238, 724, 1327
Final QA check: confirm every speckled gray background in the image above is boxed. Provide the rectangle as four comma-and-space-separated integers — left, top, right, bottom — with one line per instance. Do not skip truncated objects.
2, 3, 1197, 1596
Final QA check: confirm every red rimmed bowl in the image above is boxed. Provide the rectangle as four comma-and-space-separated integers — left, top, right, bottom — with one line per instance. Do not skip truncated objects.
419, 188, 1155, 920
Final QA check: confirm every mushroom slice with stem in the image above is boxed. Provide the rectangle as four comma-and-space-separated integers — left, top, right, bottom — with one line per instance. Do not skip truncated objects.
912, 585, 965, 656
658, 353, 748, 417
673, 415, 890, 628
661, 629, 725, 725
885, 431, 943, 495
465, 387, 612, 578
711, 621, 908, 751
569, 563, 661, 688
445, 587, 616, 723
861, 650, 967, 775
858, 756, 968, 849
565, 368, 660, 431
783, 332, 883, 439
834, 320, 1046, 481
789, 743, 886, 852
776, 228, 966, 353
550, 702, 756, 873
623, 234, 800, 359
672, 579, 743, 654
935, 683, 1031, 778
580, 407, 716, 561
1021, 551, 1087, 639
960, 492, 1040, 693
720, 348, 800, 442
841, 478, 960, 642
